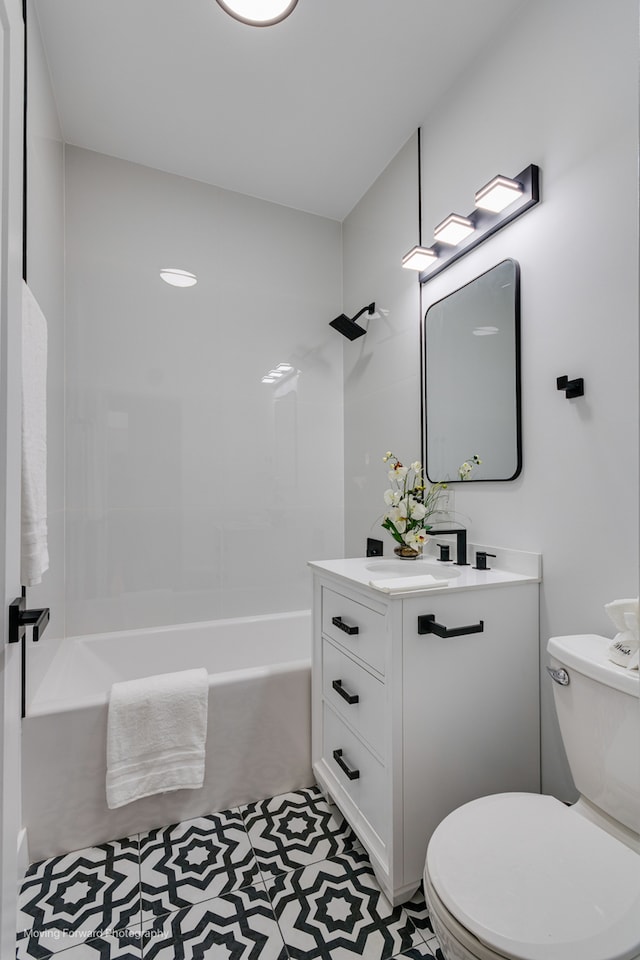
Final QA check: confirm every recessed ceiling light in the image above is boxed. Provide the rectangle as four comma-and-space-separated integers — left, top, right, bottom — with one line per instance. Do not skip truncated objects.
160, 268, 197, 288
215, 0, 298, 26
433, 214, 475, 246
475, 175, 523, 213
401, 246, 438, 271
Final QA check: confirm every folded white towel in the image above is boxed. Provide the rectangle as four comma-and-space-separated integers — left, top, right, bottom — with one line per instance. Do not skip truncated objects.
605, 598, 640, 669
106, 668, 208, 809
369, 574, 448, 593
21, 282, 49, 586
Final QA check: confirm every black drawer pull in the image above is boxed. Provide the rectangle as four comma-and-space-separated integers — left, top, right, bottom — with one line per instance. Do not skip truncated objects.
417, 614, 484, 639
332, 679, 359, 705
332, 748, 360, 780
332, 616, 359, 636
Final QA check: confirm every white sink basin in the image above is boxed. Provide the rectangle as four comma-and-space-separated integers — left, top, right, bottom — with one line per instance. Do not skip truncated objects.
365, 559, 460, 580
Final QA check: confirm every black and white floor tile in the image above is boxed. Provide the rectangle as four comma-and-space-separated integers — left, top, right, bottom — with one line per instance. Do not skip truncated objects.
266, 845, 425, 960
17, 839, 141, 955
240, 786, 356, 879
16, 787, 444, 960
140, 809, 259, 921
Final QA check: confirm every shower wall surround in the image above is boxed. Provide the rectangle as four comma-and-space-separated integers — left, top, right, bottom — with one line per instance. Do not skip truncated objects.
64, 147, 344, 636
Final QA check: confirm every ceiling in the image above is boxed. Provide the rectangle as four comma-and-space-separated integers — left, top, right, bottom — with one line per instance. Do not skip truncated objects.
33, 0, 527, 221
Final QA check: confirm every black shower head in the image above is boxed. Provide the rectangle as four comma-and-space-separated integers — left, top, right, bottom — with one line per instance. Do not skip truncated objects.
329, 302, 375, 340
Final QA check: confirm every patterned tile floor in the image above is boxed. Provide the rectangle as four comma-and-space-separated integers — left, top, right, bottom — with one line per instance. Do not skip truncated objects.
16, 785, 444, 960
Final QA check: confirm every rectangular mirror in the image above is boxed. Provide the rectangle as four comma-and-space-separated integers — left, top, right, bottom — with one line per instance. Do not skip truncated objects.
423, 259, 521, 482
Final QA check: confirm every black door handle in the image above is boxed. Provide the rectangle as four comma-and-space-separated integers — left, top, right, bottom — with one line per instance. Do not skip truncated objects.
331, 616, 359, 636
332, 748, 360, 780
332, 679, 359, 704
9, 597, 50, 643
417, 614, 484, 638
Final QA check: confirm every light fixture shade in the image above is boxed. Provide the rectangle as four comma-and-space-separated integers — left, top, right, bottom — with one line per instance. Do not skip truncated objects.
160, 268, 197, 287
433, 214, 475, 246
401, 246, 438, 271
215, 0, 298, 26
475, 175, 523, 213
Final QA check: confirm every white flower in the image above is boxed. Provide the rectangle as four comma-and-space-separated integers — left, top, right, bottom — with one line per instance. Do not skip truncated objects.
410, 461, 422, 473
409, 498, 427, 521
388, 464, 408, 481
406, 530, 430, 547
383, 489, 401, 506
387, 505, 408, 533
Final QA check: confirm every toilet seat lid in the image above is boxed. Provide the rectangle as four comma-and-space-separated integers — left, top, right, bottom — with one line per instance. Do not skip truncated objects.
426, 793, 640, 960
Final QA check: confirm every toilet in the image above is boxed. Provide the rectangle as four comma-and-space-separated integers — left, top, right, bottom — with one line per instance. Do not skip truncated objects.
423, 633, 640, 960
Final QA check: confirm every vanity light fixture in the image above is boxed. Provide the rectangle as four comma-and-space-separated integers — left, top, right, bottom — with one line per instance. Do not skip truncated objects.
160, 268, 197, 287
475, 175, 523, 213
402, 246, 438, 271
404, 164, 540, 285
433, 214, 475, 246
215, 0, 298, 26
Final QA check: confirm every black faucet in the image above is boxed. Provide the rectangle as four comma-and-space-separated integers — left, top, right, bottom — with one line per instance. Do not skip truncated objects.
428, 527, 468, 565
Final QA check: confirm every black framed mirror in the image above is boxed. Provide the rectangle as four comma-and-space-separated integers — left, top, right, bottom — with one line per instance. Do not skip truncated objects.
423, 259, 521, 482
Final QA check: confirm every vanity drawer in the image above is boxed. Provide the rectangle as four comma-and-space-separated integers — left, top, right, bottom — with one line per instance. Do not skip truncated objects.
322, 587, 385, 674
323, 703, 387, 843
322, 639, 385, 757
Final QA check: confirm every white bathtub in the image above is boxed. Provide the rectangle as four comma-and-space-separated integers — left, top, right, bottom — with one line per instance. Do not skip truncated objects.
22, 611, 313, 861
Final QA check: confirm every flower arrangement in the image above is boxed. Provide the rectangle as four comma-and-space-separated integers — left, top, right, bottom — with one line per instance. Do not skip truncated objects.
381, 451, 481, 558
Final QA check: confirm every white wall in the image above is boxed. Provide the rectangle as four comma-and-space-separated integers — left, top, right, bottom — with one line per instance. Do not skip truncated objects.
64, 147, 344, 636
343, 0, 639, 798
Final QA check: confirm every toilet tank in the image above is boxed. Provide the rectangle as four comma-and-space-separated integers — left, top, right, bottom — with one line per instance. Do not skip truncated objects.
547, 634, 640, 835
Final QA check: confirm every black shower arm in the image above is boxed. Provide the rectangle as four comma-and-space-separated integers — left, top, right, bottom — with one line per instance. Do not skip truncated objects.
350, 302, 375, 323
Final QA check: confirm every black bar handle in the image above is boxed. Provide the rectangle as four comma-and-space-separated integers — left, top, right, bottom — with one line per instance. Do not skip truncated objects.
417, 614, 484, 638
332, 679, 359, 705
332, 616, 359, 636
9, 596, 50, 643
21, 607, 49, 642
332, 748, 360, 780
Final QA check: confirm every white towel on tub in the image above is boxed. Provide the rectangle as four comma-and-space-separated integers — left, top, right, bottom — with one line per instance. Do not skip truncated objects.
106, 668, 208, 809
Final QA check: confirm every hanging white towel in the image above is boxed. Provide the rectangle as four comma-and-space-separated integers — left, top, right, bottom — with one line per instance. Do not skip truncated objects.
21, 281, 49, 586
106, 668, 208, 809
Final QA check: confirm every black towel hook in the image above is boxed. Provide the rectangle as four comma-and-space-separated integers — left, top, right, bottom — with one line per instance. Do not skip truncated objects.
557, 375, 584, 399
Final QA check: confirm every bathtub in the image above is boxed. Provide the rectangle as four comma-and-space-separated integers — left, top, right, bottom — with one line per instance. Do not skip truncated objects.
22, 611, 313, 861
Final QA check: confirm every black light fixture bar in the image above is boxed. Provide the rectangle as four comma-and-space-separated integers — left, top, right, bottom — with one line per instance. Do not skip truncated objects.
418, 164, 540, 285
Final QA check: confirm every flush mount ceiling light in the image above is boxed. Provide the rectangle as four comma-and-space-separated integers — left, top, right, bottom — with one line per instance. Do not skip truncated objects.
433, 214, 475, 246
215, 0, 299, 26
160, 268, 197, 287
404, 164, 540, 286
401, 246, 438, 272
475, 175, 523, 213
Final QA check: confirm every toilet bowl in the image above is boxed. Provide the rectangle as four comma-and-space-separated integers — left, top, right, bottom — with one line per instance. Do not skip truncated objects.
423, 634, 640, 960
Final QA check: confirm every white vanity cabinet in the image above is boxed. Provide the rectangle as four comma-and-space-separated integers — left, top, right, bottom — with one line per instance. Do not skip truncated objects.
310, 553, 541, 905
